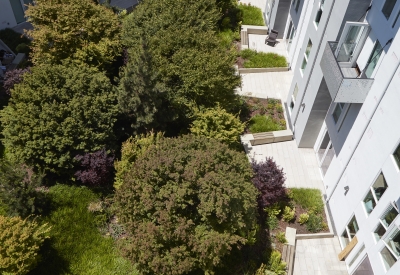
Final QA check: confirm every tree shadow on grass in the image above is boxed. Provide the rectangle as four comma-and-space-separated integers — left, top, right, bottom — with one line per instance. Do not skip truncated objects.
28, 239, 70, 275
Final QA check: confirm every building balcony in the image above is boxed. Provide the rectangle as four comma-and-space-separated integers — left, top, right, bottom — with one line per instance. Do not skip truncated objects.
320, 41, 374, 103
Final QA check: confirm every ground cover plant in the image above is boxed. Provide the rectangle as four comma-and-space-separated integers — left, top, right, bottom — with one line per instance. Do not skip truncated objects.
242, 97, 286, 133
238, 3, 265, 26
29, 184, 137, 275
239, 49, 287, 68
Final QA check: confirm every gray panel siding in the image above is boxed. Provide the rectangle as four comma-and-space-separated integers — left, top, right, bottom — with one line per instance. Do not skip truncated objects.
275, 0, 291, 38
298, 78, 332, 148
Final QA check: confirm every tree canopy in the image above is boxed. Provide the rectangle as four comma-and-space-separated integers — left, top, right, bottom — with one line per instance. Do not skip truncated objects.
115, 135, 258, 275
119, 0, 241, 133
0, 62, 118, 175
25, 0, 121, 69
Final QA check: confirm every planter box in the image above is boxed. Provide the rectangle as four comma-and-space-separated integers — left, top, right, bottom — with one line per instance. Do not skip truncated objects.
238, 67, 289, 74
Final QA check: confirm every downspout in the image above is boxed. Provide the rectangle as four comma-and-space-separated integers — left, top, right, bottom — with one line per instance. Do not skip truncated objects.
292, 0, 336, 127
326, 50, 399, 202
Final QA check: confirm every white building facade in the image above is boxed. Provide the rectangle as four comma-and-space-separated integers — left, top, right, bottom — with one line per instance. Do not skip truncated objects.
0, 0, 32, 30
282, 0, 400, 273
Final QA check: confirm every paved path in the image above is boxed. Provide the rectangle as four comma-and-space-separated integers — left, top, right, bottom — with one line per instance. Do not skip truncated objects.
241, 136, 325, 193
294, 238, 348, 275
237, 70, 293, 100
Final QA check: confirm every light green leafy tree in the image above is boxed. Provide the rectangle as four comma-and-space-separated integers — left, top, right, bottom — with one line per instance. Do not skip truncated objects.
0, 216, 51, 275
190, 105, 245, 147
25, 0, 121, 69
0, 62, 118, 176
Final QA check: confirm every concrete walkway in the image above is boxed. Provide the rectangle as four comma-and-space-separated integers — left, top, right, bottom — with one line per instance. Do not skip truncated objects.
294, 238, 348, 275
241, 136, 325, 193
236, 70, 293, 100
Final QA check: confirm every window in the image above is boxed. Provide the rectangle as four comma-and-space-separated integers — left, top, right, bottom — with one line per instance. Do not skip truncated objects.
300, 39, 312, 73
380, 205, 399, 228
286, 19, 296, 52
348, 244, 365, 267
363, 173, 388, 215
381, 227, 400, 271
332, 103, 345, 123
393, 143, 400, 169
290, 84, 298, 110
374, 223, 386, 242
382, 0, 398, 19
365, 41, 383, 78
295, 0, 301, 12
315, 0, 324, 27
340, 216, 359, 247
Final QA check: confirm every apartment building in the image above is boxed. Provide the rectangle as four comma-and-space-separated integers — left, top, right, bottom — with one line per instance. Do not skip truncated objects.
0, 0, 33, 30
281, 0, 400, 273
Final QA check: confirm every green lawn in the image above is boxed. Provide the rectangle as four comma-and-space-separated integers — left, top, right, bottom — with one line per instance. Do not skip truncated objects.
238, 4, 265, 26
29, 185, 138, 275
241, 49, 287, 68
290, 188, 324, 214
249, 114, 285, 133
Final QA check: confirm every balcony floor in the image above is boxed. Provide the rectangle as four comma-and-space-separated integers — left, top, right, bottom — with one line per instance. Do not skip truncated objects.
341, 67, 359, 78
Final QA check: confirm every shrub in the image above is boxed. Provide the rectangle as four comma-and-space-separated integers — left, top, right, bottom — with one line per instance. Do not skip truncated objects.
306, 213, 325, 233
275, 232, 287, 244
0, 28, 31, 53
282, 206, 295, 222
114, 132, 164, 189
0, 161, 48, 218
266, 214, 279, 230
218, 29, 240, 48
190, 105, 245, 147
115, 135, 258, 275
238, 4, 264, 26
15, 43, 30, 55
3, 67, 31, 95
251, 157, 287, 210
75, 149, 115, 188
268, 250, 286, 275
249, 115, 285, 133
298, 213, 309, 225
240, 49, 287, 68
0, 216, 50, 275
290, 188, 324, 214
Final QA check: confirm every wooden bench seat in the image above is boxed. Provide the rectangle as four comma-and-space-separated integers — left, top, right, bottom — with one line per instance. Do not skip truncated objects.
250, 129, 293, 146
241, 30, 248, 46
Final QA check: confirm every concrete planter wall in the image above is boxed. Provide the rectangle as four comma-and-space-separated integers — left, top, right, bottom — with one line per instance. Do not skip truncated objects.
238, 67, 289, 74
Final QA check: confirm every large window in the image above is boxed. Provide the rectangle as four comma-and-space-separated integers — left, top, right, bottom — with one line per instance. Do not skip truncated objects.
300, 39, 312, 73
382, 0, 398, 19
381, 205, 399, 228
363, 173, 388, 215
381, 227, 400, 271
340, 216, 359, 247
365, 41, 383, 78
393, 143, 400, 168
315, 0, 324, 27
295, 0, 301, 12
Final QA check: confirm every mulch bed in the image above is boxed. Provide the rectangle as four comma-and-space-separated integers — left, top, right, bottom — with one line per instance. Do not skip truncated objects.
270, 202, 330, 254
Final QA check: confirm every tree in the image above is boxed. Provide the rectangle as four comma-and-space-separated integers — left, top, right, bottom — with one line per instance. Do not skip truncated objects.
75, 149, 115, 188
0, 216, 51, 275
114, 131, 164, 189
115, 135, 258, 275
25, 0, 121, 69
3, 68, 31, 95
251, 158, 287, 211
0, 62, 118, 176
120, 0, 241, 133
0, 161, 48, 218
190, 105, 245, 147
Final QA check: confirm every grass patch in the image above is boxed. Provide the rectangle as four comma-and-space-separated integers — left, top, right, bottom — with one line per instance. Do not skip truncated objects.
30, 185, 138, 275
290, 188, 324, 214
249, 114, 285, 133
238, 4, 265, 26
0, 28, 31, 53
241, 49, 287, 68
218, 29, 240, 48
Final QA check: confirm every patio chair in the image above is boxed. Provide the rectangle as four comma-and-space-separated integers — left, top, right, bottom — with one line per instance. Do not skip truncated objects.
265, 29, 278, 46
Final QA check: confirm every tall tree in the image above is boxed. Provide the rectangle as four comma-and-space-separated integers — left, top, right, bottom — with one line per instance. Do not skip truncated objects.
0, 62, 118, 176
115, 135, 258, 275
120, 0, 241, 133
25, 0, 121, 69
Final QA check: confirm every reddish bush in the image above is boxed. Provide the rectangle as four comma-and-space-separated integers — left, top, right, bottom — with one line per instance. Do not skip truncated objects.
251, 157, 287, 210
75, 149, 115, 188
3, 67, 31, 95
